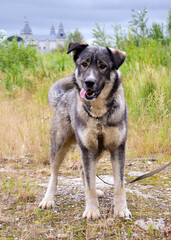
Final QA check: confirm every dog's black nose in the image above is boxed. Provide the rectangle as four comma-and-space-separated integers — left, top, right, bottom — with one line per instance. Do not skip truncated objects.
85, 79, 95, 88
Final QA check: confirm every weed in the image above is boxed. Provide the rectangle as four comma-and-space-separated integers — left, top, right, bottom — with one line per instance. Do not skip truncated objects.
127, 228, 132, 238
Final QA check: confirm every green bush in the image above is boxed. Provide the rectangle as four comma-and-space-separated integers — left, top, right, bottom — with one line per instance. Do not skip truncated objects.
0, 38, 37, 71
0, 38, 38, 91
0, 38, 74, 93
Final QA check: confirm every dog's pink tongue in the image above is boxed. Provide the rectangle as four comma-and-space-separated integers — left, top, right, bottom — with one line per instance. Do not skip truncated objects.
80, 89, 87, 99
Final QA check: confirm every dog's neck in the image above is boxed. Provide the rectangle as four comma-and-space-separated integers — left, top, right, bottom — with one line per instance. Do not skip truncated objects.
82, 71, 123, 119
84, 96, 108, 118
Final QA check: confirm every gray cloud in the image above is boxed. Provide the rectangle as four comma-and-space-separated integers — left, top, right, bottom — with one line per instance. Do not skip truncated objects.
0, 0, 170, 40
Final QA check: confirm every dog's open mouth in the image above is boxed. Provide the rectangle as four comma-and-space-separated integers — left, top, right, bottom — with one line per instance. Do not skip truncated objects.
80, 89, 101, 100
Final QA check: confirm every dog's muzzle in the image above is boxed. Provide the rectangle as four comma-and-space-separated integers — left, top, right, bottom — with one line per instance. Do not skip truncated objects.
80, 84, 105, 101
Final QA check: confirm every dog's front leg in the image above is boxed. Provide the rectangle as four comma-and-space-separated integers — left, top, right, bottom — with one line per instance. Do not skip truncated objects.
81, 149, 100, 220
111, 144, 131, 219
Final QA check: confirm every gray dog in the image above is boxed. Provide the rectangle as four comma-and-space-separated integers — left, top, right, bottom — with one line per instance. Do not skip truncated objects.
39, 42, 131, 220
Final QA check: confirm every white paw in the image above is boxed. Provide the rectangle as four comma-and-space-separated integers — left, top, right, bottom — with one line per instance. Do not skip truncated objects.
83, 207, 100, 220
96, 189, 104, 197
39, 198, 55, 209
114, 205, 132, 219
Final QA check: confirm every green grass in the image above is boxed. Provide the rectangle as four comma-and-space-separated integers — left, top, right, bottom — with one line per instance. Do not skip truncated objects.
0, 37, 171, 159
121, 38, 171, 121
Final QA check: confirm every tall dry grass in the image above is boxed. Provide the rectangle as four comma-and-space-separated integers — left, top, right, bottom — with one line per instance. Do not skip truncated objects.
0, 92, 170, 165
0, 98, 52, 163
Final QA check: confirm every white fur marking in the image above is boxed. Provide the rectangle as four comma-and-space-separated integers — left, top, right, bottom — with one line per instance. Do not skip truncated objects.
88, 70, 96, 80
75, 68, 78, 79
111, 152, 131, 218
82, 160, 100, 220
39, 172, 57, 209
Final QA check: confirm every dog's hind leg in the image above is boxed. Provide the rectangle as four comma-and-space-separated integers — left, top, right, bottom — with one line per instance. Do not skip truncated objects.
39, 145, 67, 209
39, 117, 74, 209
111, 144, 131, 219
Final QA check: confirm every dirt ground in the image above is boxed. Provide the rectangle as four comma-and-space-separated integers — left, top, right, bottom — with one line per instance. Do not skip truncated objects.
0, 154, 170, 239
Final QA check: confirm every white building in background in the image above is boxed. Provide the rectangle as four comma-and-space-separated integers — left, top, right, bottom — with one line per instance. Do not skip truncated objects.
20, 18, 67, 52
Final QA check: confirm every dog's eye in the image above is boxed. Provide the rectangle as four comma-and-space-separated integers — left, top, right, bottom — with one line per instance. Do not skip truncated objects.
81, 62, 88, 68
99, 64, 107, 70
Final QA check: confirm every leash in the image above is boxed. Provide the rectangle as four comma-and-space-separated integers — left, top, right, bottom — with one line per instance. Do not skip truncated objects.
96, 161, 171, 186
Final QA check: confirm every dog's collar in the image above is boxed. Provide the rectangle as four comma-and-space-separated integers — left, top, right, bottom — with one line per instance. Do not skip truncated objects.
83, 105, 100, 120
83, 101, 119, 122
83, 103, 113, 120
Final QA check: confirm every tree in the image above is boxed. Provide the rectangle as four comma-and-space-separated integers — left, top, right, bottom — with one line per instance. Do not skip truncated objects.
92, 23, 113, 47
64, 28, 84, 51
129, 8, 148, 38
148, 23, 164, 41
167, 9, 171, 38
113, 24, 126, 49
63, 28, 84, 51
66, 28, 84, 43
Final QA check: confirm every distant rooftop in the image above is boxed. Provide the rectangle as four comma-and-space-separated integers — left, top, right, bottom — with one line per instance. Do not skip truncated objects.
57, 22, 66, 39
21, 17, 32, 36
50, 25, 56, 36
20, 18, 66, 40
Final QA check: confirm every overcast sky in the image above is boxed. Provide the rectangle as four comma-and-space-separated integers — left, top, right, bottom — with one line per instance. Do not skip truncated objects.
1, 0, 170, 41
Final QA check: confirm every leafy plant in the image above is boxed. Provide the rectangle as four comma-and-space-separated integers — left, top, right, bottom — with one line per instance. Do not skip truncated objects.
64, 28, 85, 51
167, 9, 171, 38
0, 38, 38, 91
148, 23, 164, 42
129, 8, 149, 39
92, 23, 113, 47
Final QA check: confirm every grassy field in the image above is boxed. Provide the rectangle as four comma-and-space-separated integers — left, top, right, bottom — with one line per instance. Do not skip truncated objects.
0, 39, 171, 239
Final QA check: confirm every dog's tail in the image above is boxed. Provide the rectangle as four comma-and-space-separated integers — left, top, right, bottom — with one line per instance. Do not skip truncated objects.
48, 75, 74, 109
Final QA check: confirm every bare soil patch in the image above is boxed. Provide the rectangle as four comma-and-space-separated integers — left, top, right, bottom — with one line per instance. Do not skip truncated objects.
0, 155, 170, 239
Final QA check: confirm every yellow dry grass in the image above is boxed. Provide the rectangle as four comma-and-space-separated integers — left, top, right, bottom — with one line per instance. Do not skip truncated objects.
0, 96, 170, 165
0, 98, 52, 163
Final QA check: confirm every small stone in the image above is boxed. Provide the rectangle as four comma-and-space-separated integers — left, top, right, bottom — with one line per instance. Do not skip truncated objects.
134, 219, 148, 230
57, 233, 68, 238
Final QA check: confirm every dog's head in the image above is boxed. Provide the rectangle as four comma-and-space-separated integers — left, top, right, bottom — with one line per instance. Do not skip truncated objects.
67, 42, 126, 101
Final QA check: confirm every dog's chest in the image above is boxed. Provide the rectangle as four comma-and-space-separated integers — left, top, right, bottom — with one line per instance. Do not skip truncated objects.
102, 124, 126, 150
90, 98, 107, 118
99, 120, 126, 149
78, 117, 125, 151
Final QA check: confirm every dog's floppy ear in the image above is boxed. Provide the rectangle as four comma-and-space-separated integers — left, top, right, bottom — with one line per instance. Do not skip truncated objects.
67, 42, 89, 61
107, 47, 126, 70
